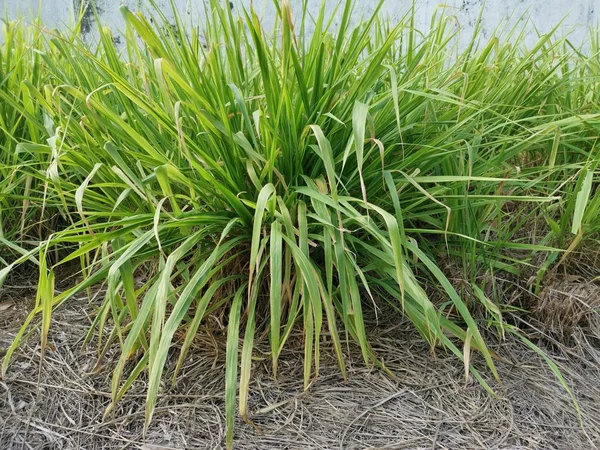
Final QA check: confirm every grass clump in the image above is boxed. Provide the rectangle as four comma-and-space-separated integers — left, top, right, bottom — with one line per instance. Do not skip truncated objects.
1, 1, 599, 447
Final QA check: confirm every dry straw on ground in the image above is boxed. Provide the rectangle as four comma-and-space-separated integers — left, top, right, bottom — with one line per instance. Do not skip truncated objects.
1, 286, 599, 450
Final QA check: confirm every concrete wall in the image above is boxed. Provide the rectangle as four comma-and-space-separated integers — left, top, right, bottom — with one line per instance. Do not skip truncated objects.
3, 0, 599, 49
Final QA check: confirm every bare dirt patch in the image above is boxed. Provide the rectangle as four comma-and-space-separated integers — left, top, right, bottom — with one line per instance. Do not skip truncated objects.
1, 289, 599, 450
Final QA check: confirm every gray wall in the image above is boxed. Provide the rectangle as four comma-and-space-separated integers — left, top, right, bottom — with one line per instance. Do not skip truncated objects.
3, 0, 599, 48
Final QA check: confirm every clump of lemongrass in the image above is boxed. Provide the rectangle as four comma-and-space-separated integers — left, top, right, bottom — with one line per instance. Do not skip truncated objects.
1, 1, 599, 448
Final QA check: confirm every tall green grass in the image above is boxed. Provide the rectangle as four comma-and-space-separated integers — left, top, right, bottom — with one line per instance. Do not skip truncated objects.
1, 1, 599, 447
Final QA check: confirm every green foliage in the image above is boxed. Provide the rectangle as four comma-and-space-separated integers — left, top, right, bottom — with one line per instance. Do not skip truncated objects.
1, 1, 599, 447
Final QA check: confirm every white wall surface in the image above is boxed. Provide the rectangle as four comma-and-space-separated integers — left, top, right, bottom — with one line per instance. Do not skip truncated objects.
3, 0, 599, 49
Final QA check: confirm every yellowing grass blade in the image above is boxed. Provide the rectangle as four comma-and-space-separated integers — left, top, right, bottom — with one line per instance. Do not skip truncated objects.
352, 101, 369, 204
38, 247, 55, 360
249, 184, 275, 294
571, 168, 593, 235
269, 220, 283, 376
225, 285, 246, 450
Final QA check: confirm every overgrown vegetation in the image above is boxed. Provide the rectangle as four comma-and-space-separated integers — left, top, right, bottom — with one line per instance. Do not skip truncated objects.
1, 1, 599, 447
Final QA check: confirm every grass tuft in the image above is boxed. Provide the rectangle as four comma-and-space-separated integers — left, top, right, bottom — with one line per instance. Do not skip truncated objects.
1, 1, 599, 447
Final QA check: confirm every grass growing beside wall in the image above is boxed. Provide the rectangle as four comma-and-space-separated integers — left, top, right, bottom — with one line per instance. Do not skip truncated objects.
1, 1, 599, 447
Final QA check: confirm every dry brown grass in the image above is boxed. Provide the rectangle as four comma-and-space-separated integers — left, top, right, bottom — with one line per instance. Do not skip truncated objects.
1, 287, 599, 450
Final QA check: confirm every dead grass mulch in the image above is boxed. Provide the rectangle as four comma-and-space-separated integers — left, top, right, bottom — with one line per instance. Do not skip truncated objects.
1, 285, 600, 450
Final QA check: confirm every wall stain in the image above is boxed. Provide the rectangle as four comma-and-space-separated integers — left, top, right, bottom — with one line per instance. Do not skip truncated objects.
73, 0, 104, 36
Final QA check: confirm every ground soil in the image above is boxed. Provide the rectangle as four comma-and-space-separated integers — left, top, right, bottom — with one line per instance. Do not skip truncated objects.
1, 285, 599, 450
